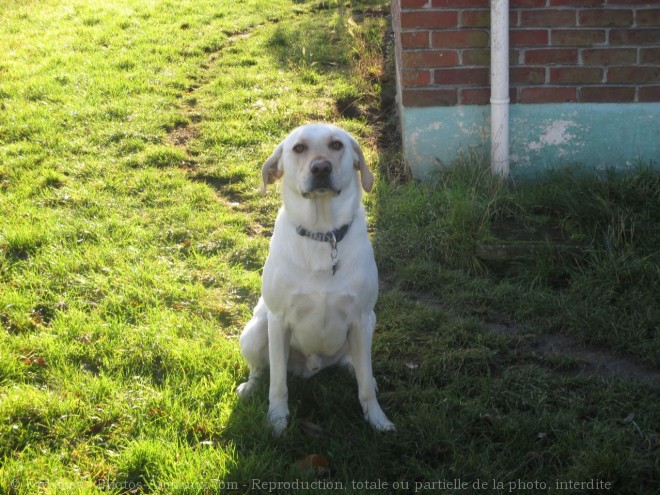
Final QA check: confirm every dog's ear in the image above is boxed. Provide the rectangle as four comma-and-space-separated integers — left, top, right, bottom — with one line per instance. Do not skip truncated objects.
260, 143, 284, 195
347, 134, 374, 193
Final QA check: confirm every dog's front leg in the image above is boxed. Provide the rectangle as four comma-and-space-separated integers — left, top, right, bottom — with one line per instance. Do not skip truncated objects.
267, 312, 290, 434
348, 312, 395, 431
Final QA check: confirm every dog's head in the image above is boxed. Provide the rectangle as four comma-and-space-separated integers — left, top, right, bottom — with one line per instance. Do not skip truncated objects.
260, 123, 374, 197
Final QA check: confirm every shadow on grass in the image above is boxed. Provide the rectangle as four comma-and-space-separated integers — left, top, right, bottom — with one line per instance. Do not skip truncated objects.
220, 368, 410, 493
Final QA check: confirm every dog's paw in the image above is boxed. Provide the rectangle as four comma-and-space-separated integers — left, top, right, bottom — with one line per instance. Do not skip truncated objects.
267, 400, 289, 435
236, 380, 256, 399
372, 417, 396, 432
364, 405, 395, 432
267, 411, 289, 435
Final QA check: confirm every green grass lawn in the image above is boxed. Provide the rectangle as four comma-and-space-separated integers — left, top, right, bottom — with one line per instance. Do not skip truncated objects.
1, 0, 658, 494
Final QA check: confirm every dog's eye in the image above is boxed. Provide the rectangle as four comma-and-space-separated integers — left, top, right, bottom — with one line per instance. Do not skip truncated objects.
329, 140, 343, 151
293, 143, 307, 153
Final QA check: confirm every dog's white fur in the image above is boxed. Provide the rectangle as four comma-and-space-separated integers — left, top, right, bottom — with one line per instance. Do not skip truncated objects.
236, 123, 394, 434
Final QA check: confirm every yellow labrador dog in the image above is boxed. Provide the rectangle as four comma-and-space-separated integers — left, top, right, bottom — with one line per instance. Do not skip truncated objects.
236, 123, 394, 434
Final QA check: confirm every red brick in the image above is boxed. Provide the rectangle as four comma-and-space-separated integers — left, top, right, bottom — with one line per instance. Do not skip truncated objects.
519, 87, 577, 103
463, 49, 520, 66
551, 29, 606, 46
401, 10, 458, 29
459, 9, 516, 29
462, 49, 490, 65
460, 10, 490, 28
509, 9, 520, 29
550, 67, 603, 84
432, 30, 489, 48
432, 0, 489, 6
609, 0, 660, 4
610, 29, 660, 45
510, 49, 522, 65
520, 10, 576, 27
550, 0, 604, 5
640, 48, 660, 65
511, 0, 547, 6
524, 48, 578, 65
582, 48, 637, 65
511, 67, 547, 84
637, 9, 660, 27
401, 0, 432, 7
401, 31, 430, 49
608, 66, 660, 84
402, 50, 459, 68
402, 69, 432, 87
459, 87, 490, 105
580, 86, 636, 102
510, 10, 520, 27
402, 88, 458, 107
434, 67, 490, 85
639, 86, 660, 102
579, 9, 633, 27
510, 29, 549, 47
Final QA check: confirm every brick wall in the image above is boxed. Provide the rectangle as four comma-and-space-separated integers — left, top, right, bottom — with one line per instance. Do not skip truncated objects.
392, 0, 660, 107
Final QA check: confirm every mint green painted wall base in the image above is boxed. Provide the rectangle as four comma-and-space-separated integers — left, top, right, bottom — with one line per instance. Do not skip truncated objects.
401, 103, 660, 179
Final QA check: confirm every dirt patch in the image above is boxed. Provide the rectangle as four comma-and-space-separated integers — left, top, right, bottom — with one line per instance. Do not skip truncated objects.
167, 124, 199, 148
484, 322, 660, 385
383, 282, 660, 385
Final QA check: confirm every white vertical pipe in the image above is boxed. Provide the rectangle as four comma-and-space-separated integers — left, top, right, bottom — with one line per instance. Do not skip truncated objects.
490, 0, 510, 177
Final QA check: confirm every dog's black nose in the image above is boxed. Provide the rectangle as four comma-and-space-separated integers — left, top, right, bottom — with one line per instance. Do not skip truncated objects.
310, 160, 332, 176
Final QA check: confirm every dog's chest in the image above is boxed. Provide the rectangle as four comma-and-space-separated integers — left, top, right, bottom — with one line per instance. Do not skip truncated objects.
287, 291, 356, 356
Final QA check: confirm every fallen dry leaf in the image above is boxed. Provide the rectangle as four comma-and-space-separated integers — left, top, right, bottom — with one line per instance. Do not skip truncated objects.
21, 356, 48, 367
294, 454, 330, 476
147, 407, 164, 417
88, 420, 114, 435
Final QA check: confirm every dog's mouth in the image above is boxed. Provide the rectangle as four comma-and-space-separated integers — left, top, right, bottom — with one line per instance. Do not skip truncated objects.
301, 187, 341, 199
301, 174, 341, 198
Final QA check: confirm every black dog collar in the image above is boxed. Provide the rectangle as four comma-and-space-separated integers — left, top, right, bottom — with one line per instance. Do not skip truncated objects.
295, 222, 352, 275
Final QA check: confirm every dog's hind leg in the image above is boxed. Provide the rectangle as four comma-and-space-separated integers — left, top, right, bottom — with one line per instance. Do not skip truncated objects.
236, 298, 269, 398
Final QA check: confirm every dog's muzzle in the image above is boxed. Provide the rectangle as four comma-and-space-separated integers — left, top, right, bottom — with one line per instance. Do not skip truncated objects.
311, 159, 332, 178
303, 159, 340, 197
